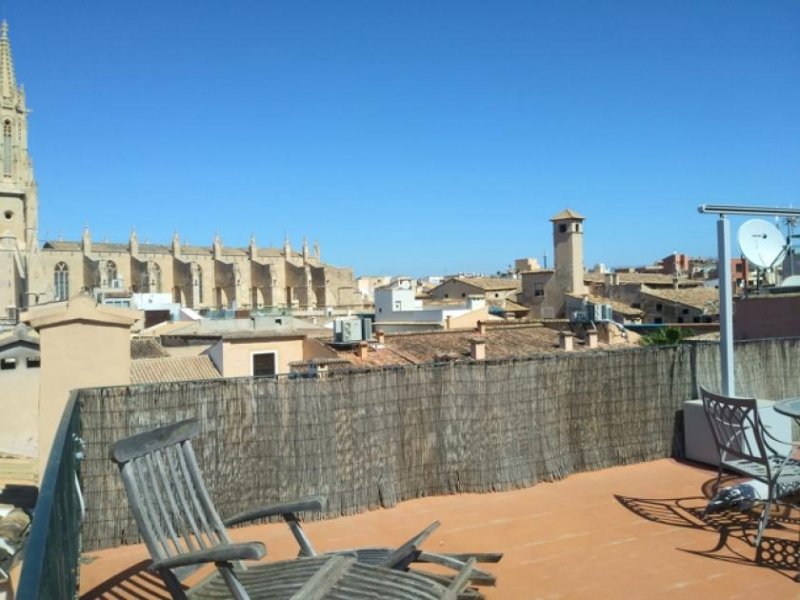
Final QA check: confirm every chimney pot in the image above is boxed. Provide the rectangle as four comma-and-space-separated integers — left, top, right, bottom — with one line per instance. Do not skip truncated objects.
375, 330, 385, 344
559, 331, 574, 352
586, 330, 598, 349
476, 320, 487, 335
470, 336, 486, 360
357, 341, 369, 360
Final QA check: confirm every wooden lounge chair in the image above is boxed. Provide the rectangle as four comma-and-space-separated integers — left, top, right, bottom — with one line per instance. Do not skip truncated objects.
110, 419, 499, 599
700, 387, 800, 551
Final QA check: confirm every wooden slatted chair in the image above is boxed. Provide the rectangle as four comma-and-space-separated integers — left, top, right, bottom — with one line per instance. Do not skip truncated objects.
110, 419, 496, 599
700, 386, 800, 551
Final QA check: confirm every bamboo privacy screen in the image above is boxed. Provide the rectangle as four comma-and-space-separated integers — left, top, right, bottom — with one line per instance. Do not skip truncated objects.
79, 339, 800, 551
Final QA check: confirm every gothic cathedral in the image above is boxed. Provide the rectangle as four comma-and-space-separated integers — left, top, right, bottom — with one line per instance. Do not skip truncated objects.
0, 24, 362, 328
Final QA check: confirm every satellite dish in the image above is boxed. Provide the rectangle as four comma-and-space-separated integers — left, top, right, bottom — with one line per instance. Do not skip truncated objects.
738, 219, 786, 269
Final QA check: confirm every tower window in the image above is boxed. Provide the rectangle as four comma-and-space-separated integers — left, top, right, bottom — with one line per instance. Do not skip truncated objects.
559, 224, 567, 233
54, 262, 70, 301
3, 119, 11, 177
3, 210, 11, 220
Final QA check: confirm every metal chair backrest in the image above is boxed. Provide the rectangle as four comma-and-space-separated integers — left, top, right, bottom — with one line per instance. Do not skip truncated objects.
700, 387, 772, 479
110, 419, 232, 578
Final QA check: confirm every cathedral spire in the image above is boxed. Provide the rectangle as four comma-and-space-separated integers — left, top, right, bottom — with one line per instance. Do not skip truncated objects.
0, 21, 18, 101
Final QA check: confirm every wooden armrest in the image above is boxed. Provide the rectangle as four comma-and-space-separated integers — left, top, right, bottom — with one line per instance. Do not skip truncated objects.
417, 551, 496, 585
224, 496, 325, 527
150, 542, 265, 571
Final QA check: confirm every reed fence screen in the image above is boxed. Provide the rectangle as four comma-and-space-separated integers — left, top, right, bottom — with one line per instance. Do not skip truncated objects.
78, 338, 800, 551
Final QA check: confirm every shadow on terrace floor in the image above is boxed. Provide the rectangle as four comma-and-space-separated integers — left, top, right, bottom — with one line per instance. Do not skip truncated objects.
79, 459, 800, 600
616, 473, 800, 583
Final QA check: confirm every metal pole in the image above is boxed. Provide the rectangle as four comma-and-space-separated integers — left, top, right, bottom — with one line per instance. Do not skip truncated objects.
717, 215, 735, 395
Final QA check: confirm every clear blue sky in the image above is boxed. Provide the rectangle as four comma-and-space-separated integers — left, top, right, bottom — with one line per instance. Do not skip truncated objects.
4, 1, 799, 276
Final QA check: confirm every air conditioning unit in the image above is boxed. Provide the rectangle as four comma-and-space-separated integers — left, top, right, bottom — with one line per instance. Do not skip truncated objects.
588, 304, 604, 322
601, 304, 613, 321
334, 317, 364, 343
362, 318, 373, 341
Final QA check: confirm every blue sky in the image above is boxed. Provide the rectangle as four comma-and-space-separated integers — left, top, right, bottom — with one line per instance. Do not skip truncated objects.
5, 1, 800, 276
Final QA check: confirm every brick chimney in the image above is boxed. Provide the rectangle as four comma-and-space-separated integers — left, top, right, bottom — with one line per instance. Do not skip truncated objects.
375, 330, 385, 344
559, 331, 574, 352
476, 320, 487, 335
357, 341, 369, 360
470, 337, 486, 360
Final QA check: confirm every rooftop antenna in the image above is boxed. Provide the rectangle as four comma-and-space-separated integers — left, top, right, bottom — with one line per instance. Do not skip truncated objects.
738, 219, 787, 292
738, 219, 786, 270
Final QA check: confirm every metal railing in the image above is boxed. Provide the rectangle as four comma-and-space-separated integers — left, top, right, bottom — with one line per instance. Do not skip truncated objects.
17, 392, 83, 600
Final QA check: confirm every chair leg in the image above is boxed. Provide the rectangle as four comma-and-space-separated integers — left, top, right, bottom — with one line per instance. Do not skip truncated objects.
754, 497, 772, 553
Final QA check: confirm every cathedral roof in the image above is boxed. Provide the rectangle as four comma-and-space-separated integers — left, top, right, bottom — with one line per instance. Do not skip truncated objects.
138, 244, 172, 254
42, 241, 81, 251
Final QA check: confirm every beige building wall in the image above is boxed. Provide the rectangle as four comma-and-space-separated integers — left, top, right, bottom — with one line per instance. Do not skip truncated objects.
216, 337, 307, 377
447, 306, 495, 329
211, 335, 338, 377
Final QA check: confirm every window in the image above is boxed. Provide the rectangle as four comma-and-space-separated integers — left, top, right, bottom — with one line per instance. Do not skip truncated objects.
654, 317, 663, 324
54, 262, 69, 301
105, 260, 118, 287
682, 308, 689, 315
3, 119, 11, 177
150, 263, 161, 293
494, 293, 499, 298
252, 352, 276, 377
559, 224, 567, 233
26, 357, 40, 369
191, 263, 203, 304
461, 293, 466, 298
0, 357, 16, 370
655, 303, 663, 312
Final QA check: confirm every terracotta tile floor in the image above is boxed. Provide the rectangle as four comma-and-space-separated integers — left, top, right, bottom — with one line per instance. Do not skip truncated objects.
79, 459, 800, 599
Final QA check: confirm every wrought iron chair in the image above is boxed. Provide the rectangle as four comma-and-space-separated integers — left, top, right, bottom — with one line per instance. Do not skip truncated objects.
700, 386, 800, 551
110, 418, 498, 599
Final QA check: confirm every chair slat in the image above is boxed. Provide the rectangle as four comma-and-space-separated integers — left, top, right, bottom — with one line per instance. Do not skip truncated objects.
165, 444, 200, 553
177, 441, 218, 548
143, 452, 185, 556
127, 457, 172, 559
184, 441, 231, 545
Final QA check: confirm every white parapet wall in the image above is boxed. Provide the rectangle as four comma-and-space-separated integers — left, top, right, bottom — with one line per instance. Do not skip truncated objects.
683, 398, 793, 467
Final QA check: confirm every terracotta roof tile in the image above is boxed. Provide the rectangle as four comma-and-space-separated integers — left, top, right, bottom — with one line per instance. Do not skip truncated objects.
584, 272, 702, 287
131, 356, 221, 384
450, 277, 520, 291
640, 286, 720, 311
130, 338, 170, 359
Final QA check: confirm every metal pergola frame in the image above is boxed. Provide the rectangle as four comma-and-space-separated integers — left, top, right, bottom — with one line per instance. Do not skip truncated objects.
697, 204, 800, 396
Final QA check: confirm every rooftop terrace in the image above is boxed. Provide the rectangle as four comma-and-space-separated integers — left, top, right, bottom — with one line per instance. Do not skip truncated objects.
14, 336, 800, 598
79, 459, 800, 599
